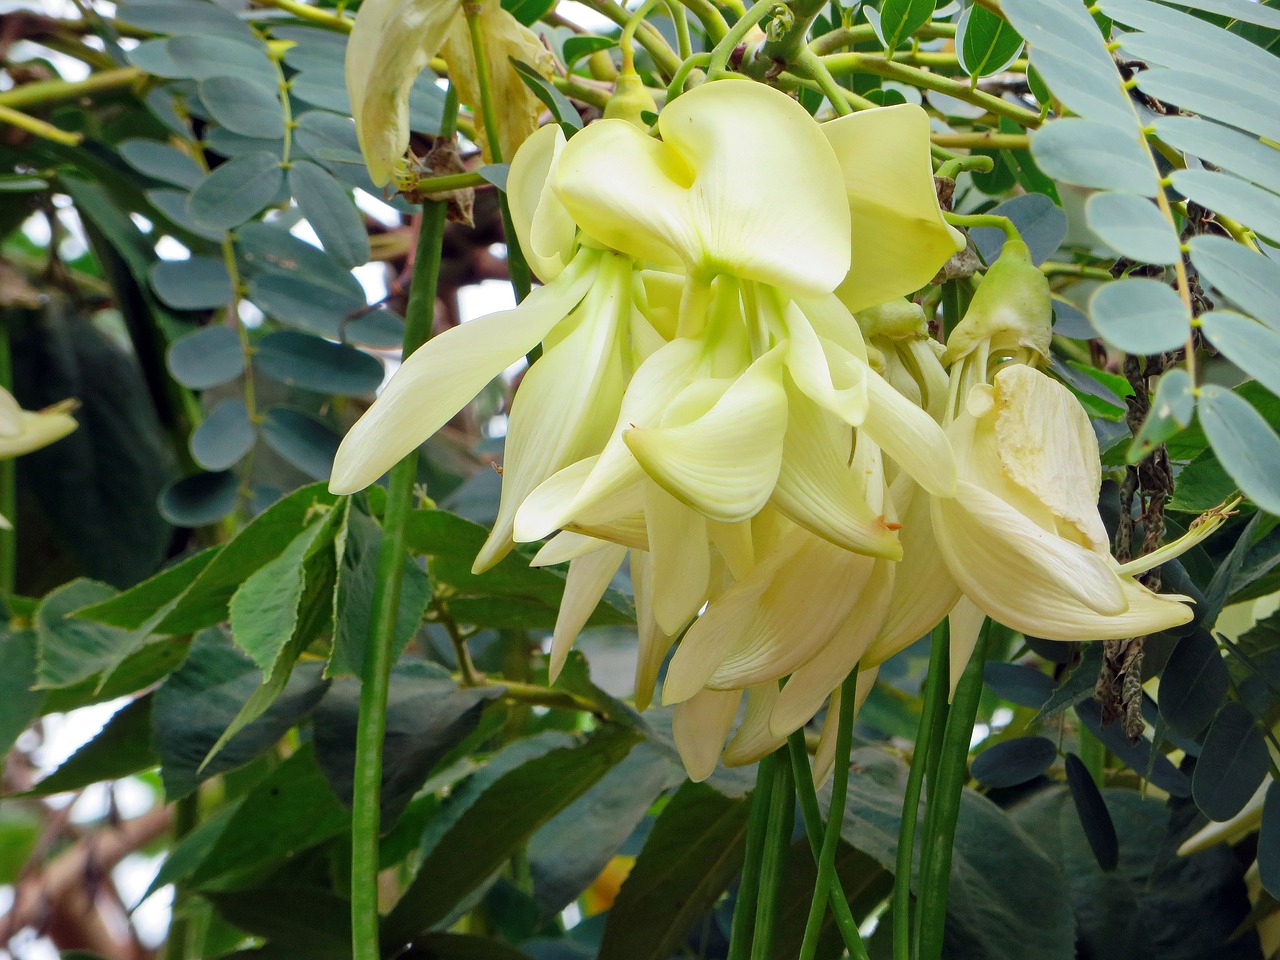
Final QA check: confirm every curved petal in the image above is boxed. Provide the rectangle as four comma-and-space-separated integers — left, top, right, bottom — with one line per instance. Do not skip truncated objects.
673, 687, 742, 783
782, 300, 869, 426
933, 481, 1195, 639
531, 531, 606, 566
507, 123, 577, 283
946, 597, 986, 700
644, 479, 711, 636
723, 684, 787, 767
330, 252, 597, 494
770, 558, 894, 737
548, 542, 628, 681
631, 549, 677, 710
474, 254, 630, 572
346, 0, 461, 186
859, 362, 957, 497
0, 403, 77, 458
823, 104, 965, 314
708, 519, 755, 581
555, 81, 850, 294
625, 349, 787, 523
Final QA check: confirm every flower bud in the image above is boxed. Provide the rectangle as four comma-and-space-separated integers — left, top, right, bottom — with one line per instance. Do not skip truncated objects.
943, 239, 1051, 367
603, 71, 657, 128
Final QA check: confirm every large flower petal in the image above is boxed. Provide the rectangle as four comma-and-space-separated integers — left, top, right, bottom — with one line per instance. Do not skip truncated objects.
946, 597, 986, 700
859, 362, 957, 497
823, 104, 965, 314
346, 0, 461, 186
644, 480, 710, 636
722, 684, 786, 767
555, 81, 851, 294
933, 480, 1194, 639
0, 395, 77, 459
631, 549, 677, 710
625, 349, 787, 523
548, 542, 628, 681
673, 687, 742, 783
507, 123, 577, 283
330, 253, 597, 495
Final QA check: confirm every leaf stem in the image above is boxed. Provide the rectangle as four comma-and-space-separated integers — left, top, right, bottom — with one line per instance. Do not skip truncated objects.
349, 88, 457, 960
251, 0, 353, 31
708, 1, 780, 77
0, 66, 140, 110
794, 49, 853, 115
0, 104, 82, 145
944, 211, 1020, 242
915, 620, 991, 960
893, 623, 950, 960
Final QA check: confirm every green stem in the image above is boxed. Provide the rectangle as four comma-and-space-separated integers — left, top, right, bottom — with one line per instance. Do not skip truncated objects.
798, 669, 861, 960
667, 52, 712, 100
794, 48, 852, 115
349, 90, 456, 960
916, 620, 991, 960
943, 211, 1020, 242
912, 627, 950, 960
786, 733, 869, 960
666, 0, 695, 59
727, 752, 779, 960
464, 4, 532, 302
0, 66, 140, 110
574, 0, 683, 77
935, 154, 995, 178
163, 793, 200, 960
0, 324, 15, 601
621, 0, 665, 74
751, 746, 795, 960
708, 1, 780, 77
893, 624, 950, 960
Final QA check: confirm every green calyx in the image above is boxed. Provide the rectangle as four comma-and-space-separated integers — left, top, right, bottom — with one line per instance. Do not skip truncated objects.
943, 239, 1051, 367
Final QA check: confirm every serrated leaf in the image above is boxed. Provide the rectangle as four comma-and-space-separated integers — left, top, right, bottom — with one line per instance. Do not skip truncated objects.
35, 579, 135, 689
1089, 277, 1192, 354
27, 696, 158, 795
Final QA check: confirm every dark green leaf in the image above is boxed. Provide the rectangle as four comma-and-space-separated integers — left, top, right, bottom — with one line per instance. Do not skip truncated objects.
116, 2, 258, 43
158, 470, 240, 526
1194, 701, 1269, 822
190, 399, 255, 471
406, 933, 534, 960
503, 0, 556, 26
1199, 383, 1280, 515
147, 187, 226, 241
1130, 368, 1196, 461
969, 193, 1066, 266
152, 629, 329, 799
0, 174, 49, 192
289, 68, 351, 113
971, 736, 1058, 788
477, 164, 509, 191
877, 0, 936, 51
0, 628, 46, 756
167, 325, 245, 390
118, 139, 204, 189
187, 152, 284, 231
382, 725, 638, 946
1259, 780, 1280, 898
983, 662, 1055, 708
1065, 753, 1120, 871
35, 579, 134, 689
511, 59, 582, 131
165, 34, 277, 84
287, 160, 370, 267
562, 35, 617, 69
1035, 642, 1104, 721
312, 662, 502, 824
597, 780, 751, 960
253, 331, 383, 397
149, 256, 235, 311
957, 4, 1024, 77
260, 406, 341, 481
206, 887, 350, 957
1076, 699, 1192, 797
199, 76, 286, 139
27, 696, 158, 795
72, 548, 217, 631
1161, 628, 1230, 738
1089, 278, 1192, 354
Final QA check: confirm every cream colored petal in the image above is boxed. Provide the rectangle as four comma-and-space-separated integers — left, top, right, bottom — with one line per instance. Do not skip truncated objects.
0, 405, 78, 459
644, 479, 710, 636
555, 81, 850, 294
933, 481, 1195, 639
723, 684, 787, 767
625, 350, 787, 523
782, 300, 870, 426
631, 549, 676, 711
708, 520, 755, 581
946, 597, 987, 701
811, 667, 878, 787
823, 104, 964, 314
1178, 779, 1268, 854
1114, 506, 1232, 578
474, 254, 630, 572
860, 365, 957, 497
507, 123, 577, 283
548, 542, 628, 681
346, 0, 461, 186
329, 253, 597, 494
771, 558, 894, 737
531, 531, 606, 566
0, 388, 23, 436
774, 384, 901, 559
567, 514, 650, 552
673, 687, 742, 783
991, 364, 1108, 551
706, 536, 874, 690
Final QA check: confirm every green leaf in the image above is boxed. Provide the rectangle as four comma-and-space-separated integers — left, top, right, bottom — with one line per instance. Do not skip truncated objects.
1064, 753, 1119, 871
1085, 192, 1181, 265
1199, 383, 1280, 515
35, 579, 135, 689
957, 4, 1024, 77
228, 513, 337, 675
73, 548, 218, 630
477, 163, 509, 191
1164, 0, 1280, 25
253, 331, 384, 397
247, 271, 399, 347
0, 628, 46, 757
147, 187, 225, 241
983, 662, 1056, 708
312, 661, 502, 824
404, 934, 534, 960
876, 0, 936, 50
1035, 643, 1105, 722
597, 780, 752, 960
328, 508, 429, 677
1155, 117, 1280, 196
149, 256, 235, 310
152, 628, 329, 799
1129, 367, 1196, 462
158, 471, 240, 526
1202, 310, 1280, 398
969, 193, 1067, 266
260, 406, 342, 481
529, 739, 679, 916
204, 887, 350, 958
970, 736, 1057, 789
381, 725, 638, 946
1001, 0, 1139, 129
199, 76, 286, 140
1031, 119, 1159, 196
1089, 278, 1191, 354
1160, 628, 1230, 738
187, 151, 284, 231
503, 0, 556, 26
165, 34, 278, 84
293, 110, 365, 172
1189, 236, 1280, 332
191, 743, 350, 889
1137, 70, 1280, 145
1173, 169, 1280, 244
562, 35, 617, 70
115, 2, 258, 43
190, 399, 255, 472
0, 174, 48, 193
167, 325, 245, 390
1076, 699, 1192, 797
1193, 701, 1270, 821
511, 59, 582, 131
287, 160, 370, 268
289, 68, 351, 114
118, 139, 204, 189
27, 696, 158, 795
1168, 449, 1237, 513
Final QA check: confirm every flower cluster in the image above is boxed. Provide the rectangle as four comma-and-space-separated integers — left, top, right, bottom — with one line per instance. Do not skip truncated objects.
332, 79, 1213, 782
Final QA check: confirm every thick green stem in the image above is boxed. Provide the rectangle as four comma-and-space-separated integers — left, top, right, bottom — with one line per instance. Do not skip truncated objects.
893, 624, 951, 960
349, 91, 456, 960
727, 752, 779, 960
787, 733, 870, 960
794, 49, 852, 116
0, 67, 140, 110
752, 747, 795, 960
916, 621, 991, 960
798, 669, 862, 960
944, 211, 1019, 242
708, 1, 780, 77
